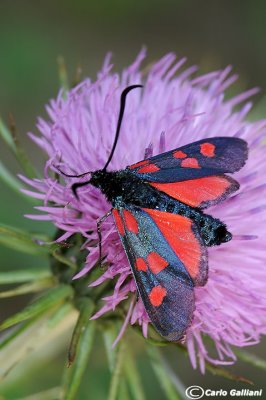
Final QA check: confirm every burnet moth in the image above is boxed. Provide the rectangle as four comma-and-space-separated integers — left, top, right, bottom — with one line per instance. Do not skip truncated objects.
58, 85, 248, 341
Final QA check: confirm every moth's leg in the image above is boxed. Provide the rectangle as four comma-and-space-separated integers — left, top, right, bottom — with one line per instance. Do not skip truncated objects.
97, 209, 112, 268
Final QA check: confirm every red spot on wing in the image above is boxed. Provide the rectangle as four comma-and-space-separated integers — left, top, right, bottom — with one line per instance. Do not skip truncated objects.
123, 210, 139, 234
135, 257, 148, 272
147, 252, 168, 274
144, 209, 202, 280
181, 157, 200, 168
129, 159, 149, 169
137, 163, 160, 173
112, 209, 125, 236
150, 176, 232, 207
149, 285, 167, 307
200, 142, 215, 157
173, 150, 187, 159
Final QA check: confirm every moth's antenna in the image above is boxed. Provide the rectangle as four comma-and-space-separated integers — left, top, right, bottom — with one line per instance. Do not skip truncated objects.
102, 84, 143, 171
55, 166, 92, 178
71, 180, 91, 200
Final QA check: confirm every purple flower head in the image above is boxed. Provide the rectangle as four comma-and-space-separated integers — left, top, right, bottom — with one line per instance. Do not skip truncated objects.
21, 50, 266, 372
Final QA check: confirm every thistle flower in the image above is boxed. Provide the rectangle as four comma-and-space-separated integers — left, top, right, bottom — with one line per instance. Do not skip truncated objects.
21, 50, 266, 372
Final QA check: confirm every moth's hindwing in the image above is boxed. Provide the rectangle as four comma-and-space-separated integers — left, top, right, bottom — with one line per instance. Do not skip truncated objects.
112, 205, 208, 341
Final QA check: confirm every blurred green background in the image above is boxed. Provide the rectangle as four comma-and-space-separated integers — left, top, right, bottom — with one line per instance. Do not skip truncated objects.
0, 0, 266, 398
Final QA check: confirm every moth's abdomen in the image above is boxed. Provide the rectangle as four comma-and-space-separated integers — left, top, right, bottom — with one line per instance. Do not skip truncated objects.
157, 196, 232, 247
196, 215, 232, 246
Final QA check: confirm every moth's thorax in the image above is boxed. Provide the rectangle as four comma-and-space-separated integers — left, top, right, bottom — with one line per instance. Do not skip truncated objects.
90, 169, 147, 205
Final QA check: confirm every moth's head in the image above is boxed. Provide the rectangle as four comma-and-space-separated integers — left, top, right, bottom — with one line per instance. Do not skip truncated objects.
54, 167, 93, 200
71, 169, 111, 200
87, 170, 106, 187
71, 173, 92, 200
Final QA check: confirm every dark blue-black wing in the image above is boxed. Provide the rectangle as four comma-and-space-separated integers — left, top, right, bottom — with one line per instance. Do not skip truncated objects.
112, 204, 208, 341
127, 137, 248, 208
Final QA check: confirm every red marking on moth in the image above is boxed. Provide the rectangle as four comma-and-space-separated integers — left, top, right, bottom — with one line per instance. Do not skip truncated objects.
151, 176, 232, 207
137, 163, 160, 173
135, 257, 147, 272
129, 159, 149, 169
181, 157, 200, 168
200, 142, 215, 157
144, 209, 201, 279
123, 210, 138, 234
173, 150, 187, 159
149, 285, 167, 307
112, 209, 124, 236
147, 252, 168, 274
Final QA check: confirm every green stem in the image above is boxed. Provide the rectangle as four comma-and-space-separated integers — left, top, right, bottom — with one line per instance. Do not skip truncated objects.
0, 277, 55, 298
57, 56, 69, 96
108, 340, 126, 400
13, 386, 61, 400
158, 350, 187, 400
147, 346, 182, 400
62, 300, 95, 400
205, 361, 253, 385
0, 268, 52, 284
67, 298, 94, 365
0, 285, 73, 331
235, 348, 266, 370
124, 348, 146, 400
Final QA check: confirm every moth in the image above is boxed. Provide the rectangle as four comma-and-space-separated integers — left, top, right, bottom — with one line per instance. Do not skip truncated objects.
59, 85, 248, 341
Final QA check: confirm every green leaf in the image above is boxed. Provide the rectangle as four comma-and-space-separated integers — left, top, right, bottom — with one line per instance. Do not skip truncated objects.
0, 116, 38, 178
205, 362, 253, 385
0, 160, 25, 195
147, 346, 182, 400
52, 248, 77, 271
57, 56, 69, 94
67, 298, 94, 366
0, 223, 64, 255
0, 303, 77, 380
47, 302, 74, 329
14, 139, 39, 179
0, 117, 16, 151
0, 159, 37, 203
0, 268, 52, 284
0, 223, 51, 255
0, 161, 20, 189
235, 349, 266, 370
103, 324, 119, 373
157, 349, 187, 399
124, 349, 146, 400
108, 341, 126, 400
0, 302, 73, 351
12, 386, 61, 400
0, 277, 54, 298
0, 222, 71, 256
118, 380, 130, 400
8, 114, 39, 179
0, 284, 73, 331
0, 313, 42, 351
62, 300, 96, 400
